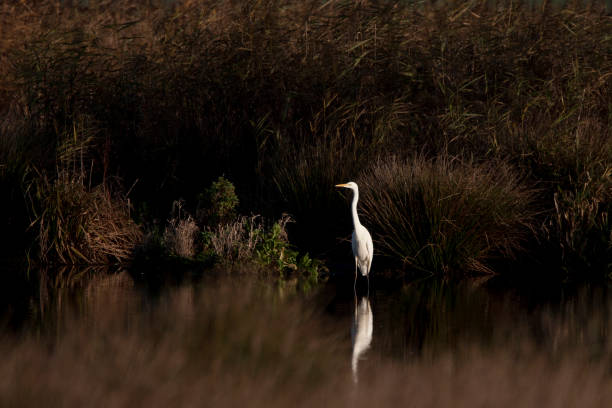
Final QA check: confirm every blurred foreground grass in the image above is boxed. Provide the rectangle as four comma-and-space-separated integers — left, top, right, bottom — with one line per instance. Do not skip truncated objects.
1, 270, 612, 407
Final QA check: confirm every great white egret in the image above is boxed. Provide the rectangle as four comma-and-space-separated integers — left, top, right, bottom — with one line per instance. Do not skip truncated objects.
335, 182, 373, 286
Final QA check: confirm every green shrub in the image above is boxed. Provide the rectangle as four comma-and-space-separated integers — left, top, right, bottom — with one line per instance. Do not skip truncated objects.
254, 215, 321, 288
198, 176, 240, 226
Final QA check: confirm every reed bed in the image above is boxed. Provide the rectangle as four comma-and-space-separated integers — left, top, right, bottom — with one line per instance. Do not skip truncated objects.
0, 0, 610, 275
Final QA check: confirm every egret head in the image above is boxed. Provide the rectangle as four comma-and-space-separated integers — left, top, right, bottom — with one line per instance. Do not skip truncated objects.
335, 181, 358, 191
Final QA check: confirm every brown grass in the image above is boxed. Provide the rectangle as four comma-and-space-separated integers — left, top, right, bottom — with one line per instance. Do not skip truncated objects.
163, 200, 200, 258
207, 215, 265, 262
28, 169, 142, 264
205, 214, 294, 264
358, 155, 536, 274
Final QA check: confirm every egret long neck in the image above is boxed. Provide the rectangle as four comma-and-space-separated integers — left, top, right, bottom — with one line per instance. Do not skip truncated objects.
351, 189, 361, 228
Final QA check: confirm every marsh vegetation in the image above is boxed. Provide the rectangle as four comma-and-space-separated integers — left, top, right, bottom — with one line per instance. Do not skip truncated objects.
1, 0, 610, 277
2, 1, 612, 404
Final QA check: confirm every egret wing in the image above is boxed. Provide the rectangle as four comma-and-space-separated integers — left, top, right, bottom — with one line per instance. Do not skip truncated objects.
364, 228, 373, 272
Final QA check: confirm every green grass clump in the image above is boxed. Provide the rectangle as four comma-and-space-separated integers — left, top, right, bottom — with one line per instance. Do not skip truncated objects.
358, 156, 535, 275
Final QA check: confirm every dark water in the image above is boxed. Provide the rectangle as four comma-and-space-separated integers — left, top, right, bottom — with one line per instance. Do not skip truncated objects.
2, 265, 612, 407
2, 265, 612, 374
326, 274, 611, 372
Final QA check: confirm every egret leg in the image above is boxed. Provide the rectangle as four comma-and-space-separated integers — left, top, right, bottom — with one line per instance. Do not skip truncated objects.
366, 274, 369, 297
354, 259, 358, 292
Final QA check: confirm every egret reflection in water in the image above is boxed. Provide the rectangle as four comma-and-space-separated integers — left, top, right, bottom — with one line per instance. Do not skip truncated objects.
351, 295, 373, 383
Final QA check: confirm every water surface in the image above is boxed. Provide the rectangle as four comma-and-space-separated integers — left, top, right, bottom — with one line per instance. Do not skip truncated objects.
4, 266, 611, 364
3, 265, 612, 406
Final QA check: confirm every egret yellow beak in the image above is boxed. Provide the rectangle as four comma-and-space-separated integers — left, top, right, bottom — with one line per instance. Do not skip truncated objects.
335, 183, 350, 188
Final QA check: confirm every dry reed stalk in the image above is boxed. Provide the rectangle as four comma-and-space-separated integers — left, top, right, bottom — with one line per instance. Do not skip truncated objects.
208, 215, 264, 262
163, 200, 200, 258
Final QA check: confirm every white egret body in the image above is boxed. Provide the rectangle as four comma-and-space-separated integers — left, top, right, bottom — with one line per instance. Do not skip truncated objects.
335, 182, 373, 284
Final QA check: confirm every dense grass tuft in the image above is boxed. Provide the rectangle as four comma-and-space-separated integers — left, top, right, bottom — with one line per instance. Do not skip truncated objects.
27, 169, 142, 265
358, 156, 536, 274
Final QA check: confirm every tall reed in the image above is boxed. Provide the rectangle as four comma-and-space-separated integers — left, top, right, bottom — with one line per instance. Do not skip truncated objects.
25, 119, 142, 265
0, 0, 610, 274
